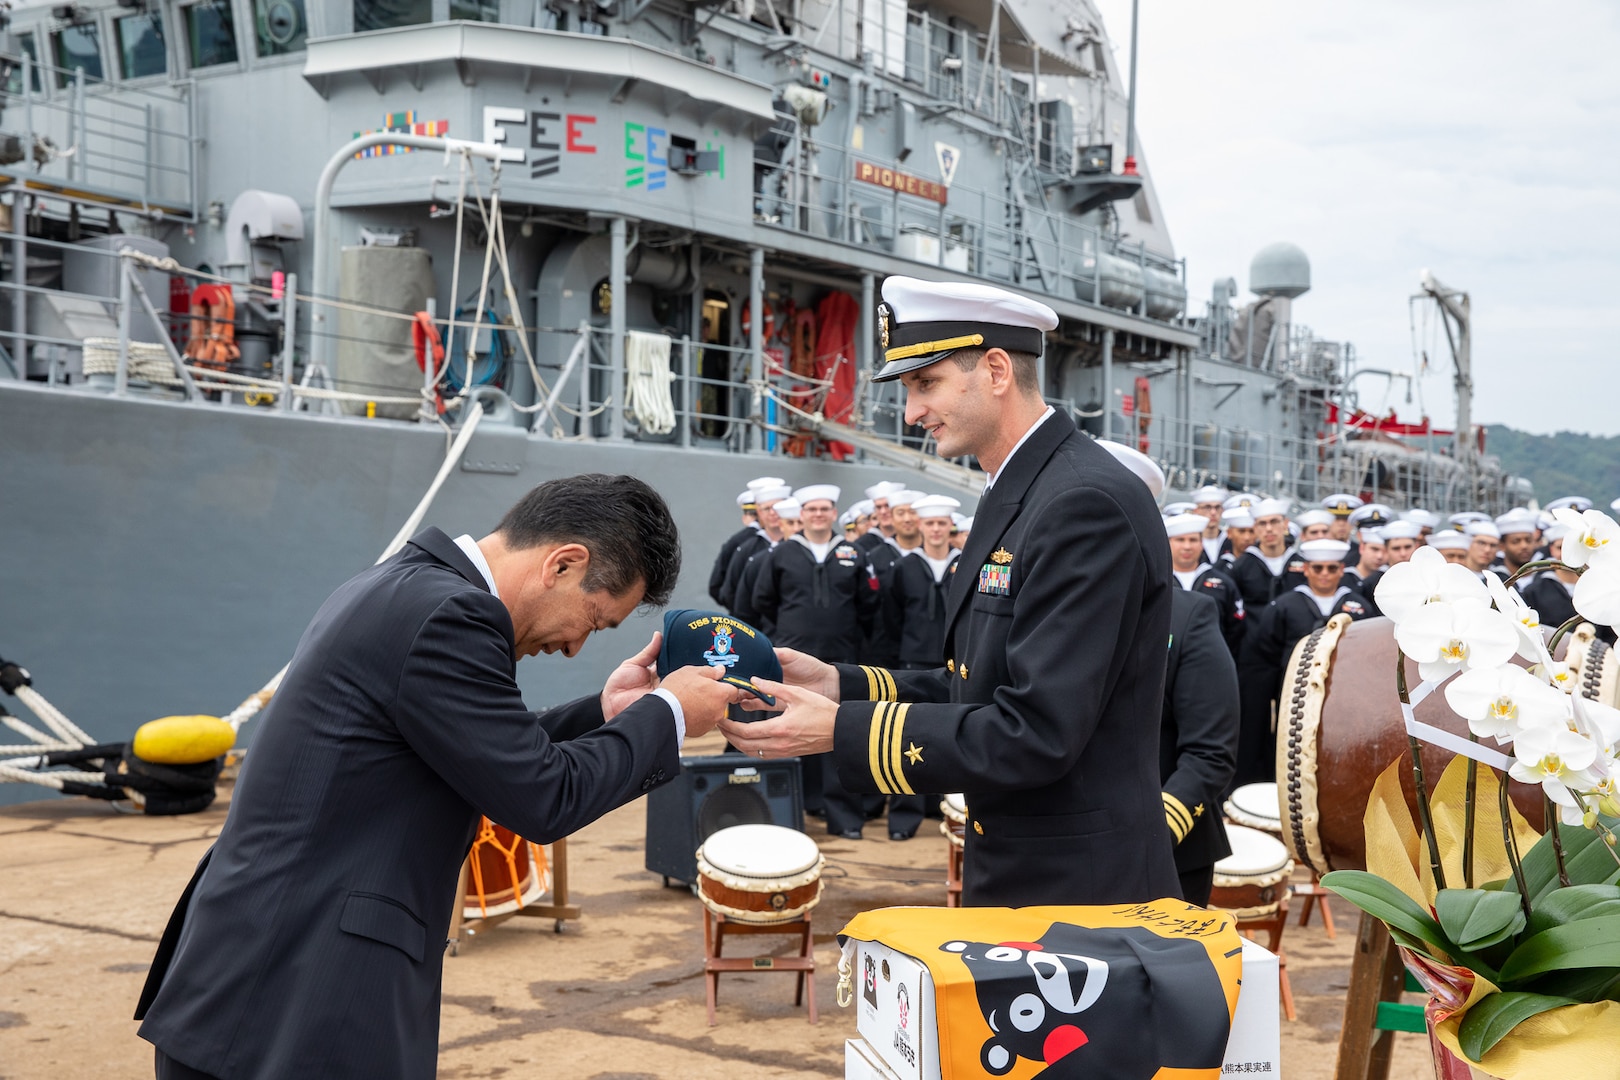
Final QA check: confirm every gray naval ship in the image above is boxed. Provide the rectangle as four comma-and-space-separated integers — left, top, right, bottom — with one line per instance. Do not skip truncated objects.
0, 0, 1530, 797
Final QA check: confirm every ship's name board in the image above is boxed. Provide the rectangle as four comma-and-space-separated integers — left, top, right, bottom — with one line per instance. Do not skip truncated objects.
853, 162, 947, 205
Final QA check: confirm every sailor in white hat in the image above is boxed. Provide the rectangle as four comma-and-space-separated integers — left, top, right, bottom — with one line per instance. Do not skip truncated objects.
1344, 527, 1386, 593
1095, 439, 1166, 499
1164, 513, 1245, 659
1463, 520, 1501, 578
1228, 498, 1306, 611
1162, 501, 1195, 517
721, 274, 1184, 906
1219, 507, 1255, 569
1321, 494, 1364, 541
860, 480, 908, 553
714, 482, 794, 612
1189, 485, 1230, 565
1545, 496, 1593, 514
1492, 508, 1540, 581
1401, 508, 1440, 537
1236, 536, 1370, 786
1348, 503, 1394, 529
1427, 528, 1471, 565
707, 478, 786, 608
1223, 493, 1257, 512
952, 515, 973, 549
1294, 509, 1335, 543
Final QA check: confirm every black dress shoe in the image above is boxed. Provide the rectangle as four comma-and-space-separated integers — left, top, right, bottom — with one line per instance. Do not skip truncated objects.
889, 831, 916, 841
831, 828, 864, 840
805, 807, 827, 819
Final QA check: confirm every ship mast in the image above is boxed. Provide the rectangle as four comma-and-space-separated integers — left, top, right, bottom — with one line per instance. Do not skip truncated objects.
1417, 269, 1473, 494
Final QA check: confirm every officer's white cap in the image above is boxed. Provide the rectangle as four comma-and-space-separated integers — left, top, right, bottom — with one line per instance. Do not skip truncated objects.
1465, 521, 1501, 540
1164, 513, 1208, 538
876, 276, 1057, 382
1449, 511, 1491, 527
747, 475, 786, 490
1322, 494, 1364, 515
1358, 528, 1386, 545
1254, 498, 1291, 519
888, 489, 926, 509
838, 507, 858, 526
1163, 501, 1195, 516
753, 484, 792, 503
1191, 485, 1227, 505
1427, 529, 1470, 551
1299, 539, 1350, 563
793, 484, 840, 506
1546, 496, 1593, 513
1380, 521, 1423, 540
773, 498, 803, 521
957, 516, 974, 532
951, 512, 968, 529
1295, 509, 1335, 528
736, 490, 757, 508
865, 480, 907, 501
1349, 503, 1394, 526
1494, 509, 1537, 536
1221, 508, 1255, 528
912, 494, 961, 519
850, 499, 875, 517
1223, 494, 1256, 510
1402, 508, 1441, 528
1096, 440, 1165, 498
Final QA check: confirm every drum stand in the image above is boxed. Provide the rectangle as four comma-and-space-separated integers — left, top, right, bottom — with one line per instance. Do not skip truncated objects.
1294, 872, 1338, 938
702, 908, 817, 1027
447, 837, 583, 956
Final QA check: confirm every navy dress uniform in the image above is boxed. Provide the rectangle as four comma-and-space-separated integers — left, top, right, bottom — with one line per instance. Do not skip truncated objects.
1161, 589, 1240, 907
1165, 512, 1246, 661
717, 483, 791, 611
1228, 498, 1307, 611
825, 276, 1180, 907
709, 490, 762, 609
1235, 539, 1371, 786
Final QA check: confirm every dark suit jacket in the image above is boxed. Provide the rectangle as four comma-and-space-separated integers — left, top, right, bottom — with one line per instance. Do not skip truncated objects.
831, 411, 1180, 906
1161, 590, 1239, 875
136, 528, 680, 1079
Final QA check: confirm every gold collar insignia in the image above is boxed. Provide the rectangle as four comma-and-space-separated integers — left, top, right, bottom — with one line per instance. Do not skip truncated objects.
990, 548, 1013, 565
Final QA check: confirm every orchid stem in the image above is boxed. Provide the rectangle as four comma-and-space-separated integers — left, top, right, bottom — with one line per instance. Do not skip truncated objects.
1547, 613, 1587, 657
1463, 749, 1478, 889
1547, 794, 1572, 888
1397, 647, 1447, 892
1503, 774, 1534, 920
1576, 792, 1620, 868
1501, 558, 1576, 591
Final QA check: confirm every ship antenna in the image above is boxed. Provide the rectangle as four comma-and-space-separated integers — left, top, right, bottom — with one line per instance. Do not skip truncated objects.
1122, 0, 1141, 176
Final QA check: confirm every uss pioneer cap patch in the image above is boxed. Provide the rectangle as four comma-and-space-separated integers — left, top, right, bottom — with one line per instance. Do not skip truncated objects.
658, 609, 783, 705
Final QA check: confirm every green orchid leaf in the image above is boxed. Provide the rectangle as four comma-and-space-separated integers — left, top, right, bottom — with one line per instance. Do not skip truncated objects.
1524, 966, 1620, 1001
1551, 836, 1620, 900
1480, 877, 1512, 891
1498, 915, 1620, 983
1321, 870, 1453, 960
1437, 889, 1528, 951
1526, 884, 1620, 937
1512, 826, 1601, 899
1457, 991, 1578, 1062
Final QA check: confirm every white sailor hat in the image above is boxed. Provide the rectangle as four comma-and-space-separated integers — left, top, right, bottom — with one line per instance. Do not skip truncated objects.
951, 512, 968, 530
1164, 513, 1208, 538
1295, 509, 1335, 528
912, 494, 962, 519
1546, 496, 1593, 513
1349, 503, 1394, 526
1358, 528, 1386, 545
875, 275, 1058, 382
1464, 521, 1501, 540
792, 484, 840, 506
1537, 511, 1557, 532
1379, 521, 1422, 540
1191, 485, 1228, 505
736, 490, 758, 509
774, 498, 802, 521
1544, 523, 1572, 543
1322, 494, 1364, 516
1223, 493, 1257, 510
850, 498, 875, 517
1299, 539, 1351, 563
747, 475, 786, 490
865, 480, 907, 501
753, 484, 792, 503
888, 489, 926, 509
1254, 498, 1291, 519
1402, 508, 1441, 529
1427, 529, 1470, 551
1163, 501, 1195, 516
958, 516, 975, 532
1449, 511, 1492, 528
1221, 507, 1255, 528
1494, 510, 1537, 536
1096, 439, 1165, 497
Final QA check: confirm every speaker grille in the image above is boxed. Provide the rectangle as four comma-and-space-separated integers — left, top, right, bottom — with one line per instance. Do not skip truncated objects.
696, 783, 772, 843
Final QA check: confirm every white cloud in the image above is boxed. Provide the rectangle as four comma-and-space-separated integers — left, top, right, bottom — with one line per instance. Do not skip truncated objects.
1089, 0, 1620, 435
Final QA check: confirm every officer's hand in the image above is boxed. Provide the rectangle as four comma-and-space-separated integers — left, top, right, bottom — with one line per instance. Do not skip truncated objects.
660, 665, 744, 740
600, 632, 663, 722
718, 680, 836, 758
737, 648, 840, 711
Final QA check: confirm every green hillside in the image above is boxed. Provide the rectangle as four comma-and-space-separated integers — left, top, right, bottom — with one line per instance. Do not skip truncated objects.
1485, 424, 1620, 507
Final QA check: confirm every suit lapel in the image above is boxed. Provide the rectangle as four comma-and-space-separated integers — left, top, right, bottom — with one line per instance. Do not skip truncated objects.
406, 527, 491, 593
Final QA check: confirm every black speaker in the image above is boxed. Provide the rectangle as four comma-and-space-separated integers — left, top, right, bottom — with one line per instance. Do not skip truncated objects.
644, 753, 804, 886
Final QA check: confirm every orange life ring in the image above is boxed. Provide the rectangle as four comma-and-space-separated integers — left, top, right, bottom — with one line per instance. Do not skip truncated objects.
411, 310, 444, 372
1134, 376, 1152, 454
740, 301, 777, 343
183, 284, 240, 372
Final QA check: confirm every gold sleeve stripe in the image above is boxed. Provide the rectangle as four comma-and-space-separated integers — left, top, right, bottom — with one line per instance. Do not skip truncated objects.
886, 703, 916, 796
1162, 792, 1194, 842
879, 666, 898, 701
868, 703, 895, 794
863, 665, 881, 702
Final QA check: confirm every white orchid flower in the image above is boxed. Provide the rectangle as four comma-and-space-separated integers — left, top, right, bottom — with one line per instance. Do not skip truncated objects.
1573, 561, 1620, 627
1376, 546, 1491, 624
1551, 508, 1620, 570
1509, 723, 1600, 804
1483, 571, 1546, 662
1396, 596, 1520, 683
1571, 691, 1620, 748
1588, 753, 1620, 819
1445, 663, 1571, 742
1531, 658, 1579, 695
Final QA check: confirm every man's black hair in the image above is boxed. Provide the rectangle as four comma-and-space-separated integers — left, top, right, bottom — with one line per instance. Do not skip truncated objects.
496, 475, 681, 607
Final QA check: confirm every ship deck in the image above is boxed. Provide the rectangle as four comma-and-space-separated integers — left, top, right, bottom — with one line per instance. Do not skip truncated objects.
0, 729, 1433, 1079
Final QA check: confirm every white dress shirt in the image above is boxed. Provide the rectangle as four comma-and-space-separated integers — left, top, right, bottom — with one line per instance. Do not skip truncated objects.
453, 534, 686, 741
982, 406, 1055, 492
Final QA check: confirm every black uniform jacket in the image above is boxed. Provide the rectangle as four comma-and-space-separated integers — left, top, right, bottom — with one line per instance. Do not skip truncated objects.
753, 534, 880, 664
136, 529, 679, 1080
884, 549, 960, 666
829, 411, 1180, 907
1229, 547, 1306, 612
729, 544, 776, 633
1161, 590, 1240, 876
1523, 574, 1616, 644
717, 530, 770, 611
1178, 565, 1245, 661
709, 524, 761, 608
862, 539, 904, 666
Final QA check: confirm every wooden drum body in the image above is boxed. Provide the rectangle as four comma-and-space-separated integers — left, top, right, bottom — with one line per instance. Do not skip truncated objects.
465, 818, 550, 920
1274, 615, 1598, 877
1211, 824, 1293, 919
696, 824, 823, 924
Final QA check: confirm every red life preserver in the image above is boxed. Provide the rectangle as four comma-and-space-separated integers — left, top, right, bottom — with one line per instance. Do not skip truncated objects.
1134, 376, 1152, 453
411, 310, 444, 371
184, 284, 240, 371
740, 300, 777, 343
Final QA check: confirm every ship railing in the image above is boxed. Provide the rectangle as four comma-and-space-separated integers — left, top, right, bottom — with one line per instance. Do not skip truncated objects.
753, 126, 1186, 324
0, 51, 196, 217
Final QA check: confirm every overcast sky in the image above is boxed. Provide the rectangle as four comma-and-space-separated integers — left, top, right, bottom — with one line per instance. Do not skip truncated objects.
1089, 0, 1620, 437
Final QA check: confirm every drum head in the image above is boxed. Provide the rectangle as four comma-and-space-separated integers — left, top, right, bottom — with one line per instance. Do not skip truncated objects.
1227, 783, 1281, 828
942, 793, 967, 822
1215, 824, 1292, 877
700, 823, 820, 879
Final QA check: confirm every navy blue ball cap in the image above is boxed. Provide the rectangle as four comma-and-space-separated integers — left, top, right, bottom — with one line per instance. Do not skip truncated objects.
658, 609, 783, 705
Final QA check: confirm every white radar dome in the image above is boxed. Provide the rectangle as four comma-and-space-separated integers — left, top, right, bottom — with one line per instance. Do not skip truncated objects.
1249, 242, 1311, 299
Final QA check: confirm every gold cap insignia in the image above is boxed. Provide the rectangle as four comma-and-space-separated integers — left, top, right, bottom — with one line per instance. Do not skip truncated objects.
877, 303, 891, 350
990, 548, 1013, 565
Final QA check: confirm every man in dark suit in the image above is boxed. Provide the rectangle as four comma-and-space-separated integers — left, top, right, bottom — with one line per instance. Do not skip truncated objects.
721, 275, 1180, 907
1161, 589, 1240, 906
136, 474, 742, 1080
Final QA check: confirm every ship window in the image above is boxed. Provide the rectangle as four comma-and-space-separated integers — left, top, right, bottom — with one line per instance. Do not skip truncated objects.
52, 22, 105, 87
449, 0, 499, 21
7, 34, 42, 93
354, 0, 432, 32
184, 1, 240, 68
116, 12, 168, 79
254, 0, 308, 55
